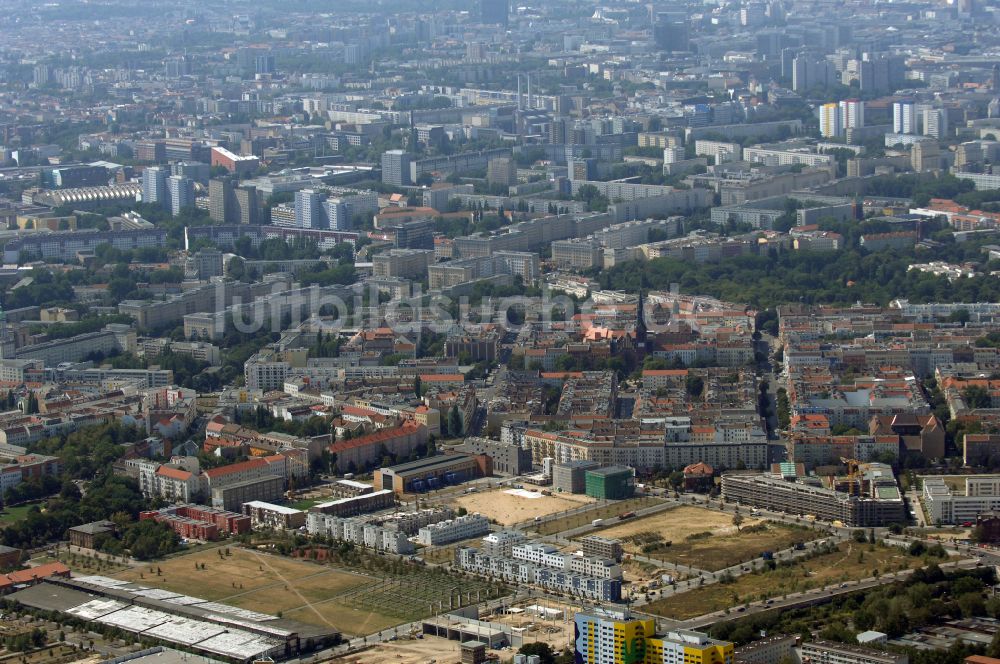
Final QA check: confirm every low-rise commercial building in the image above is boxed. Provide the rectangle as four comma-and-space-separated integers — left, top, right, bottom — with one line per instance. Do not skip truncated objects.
375, 454, 488, 494
922, 476, 1000, 525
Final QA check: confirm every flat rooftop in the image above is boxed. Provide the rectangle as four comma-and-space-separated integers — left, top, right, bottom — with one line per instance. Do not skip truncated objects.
380, 454, 475, 475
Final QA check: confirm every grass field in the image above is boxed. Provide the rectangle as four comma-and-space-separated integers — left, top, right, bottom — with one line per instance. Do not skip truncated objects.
112, 545, 506, 637
0, 503, 39, 526
111, 546, 386, 634
33, 550, 129, 576
0, 643, 78, 664
533, 496, 664, 536
113, 546, 360, 601
643, 542, 930, 620
288, 496, 327, 511
451, 489, 593, 526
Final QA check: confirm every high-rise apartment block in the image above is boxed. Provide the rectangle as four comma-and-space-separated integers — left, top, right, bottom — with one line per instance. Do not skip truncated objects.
839, 99, 865, 130
141, 166, 168, 208
208, 178, 260, 225
166, 176, 195, 216
819, 104, 842, 138
382, 150, 413, 187
893, 101, 916, 134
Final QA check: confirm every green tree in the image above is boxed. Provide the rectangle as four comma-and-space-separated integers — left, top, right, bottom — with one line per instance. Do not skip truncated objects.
448, 405, 463, 438
963, 385, 991, 409
519, 643, 556, 664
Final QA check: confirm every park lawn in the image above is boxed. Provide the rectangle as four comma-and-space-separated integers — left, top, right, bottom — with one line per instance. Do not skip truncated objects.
113, 546, 356, 602
288, 497, 327, 511
0, 503, 39, 526
643, 542, 932, 620
34, 551, 129, 576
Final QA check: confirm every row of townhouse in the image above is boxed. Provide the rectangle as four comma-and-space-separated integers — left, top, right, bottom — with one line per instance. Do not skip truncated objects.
306, 511, 414, 554
455, 547, 622, 602
416, 513, 490, 546
511, 542, 622, 580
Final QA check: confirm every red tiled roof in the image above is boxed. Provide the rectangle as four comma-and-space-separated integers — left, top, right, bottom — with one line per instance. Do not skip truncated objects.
329, 423, 422, 453
204, 457, 269, 478
156, 466, 192, 481
0, 562, 70, 589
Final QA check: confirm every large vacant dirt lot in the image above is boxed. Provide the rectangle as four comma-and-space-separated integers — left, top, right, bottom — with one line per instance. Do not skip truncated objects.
451, 488, 593, 526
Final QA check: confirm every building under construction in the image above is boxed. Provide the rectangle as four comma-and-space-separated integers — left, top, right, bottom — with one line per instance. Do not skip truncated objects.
721, 462, 905, 527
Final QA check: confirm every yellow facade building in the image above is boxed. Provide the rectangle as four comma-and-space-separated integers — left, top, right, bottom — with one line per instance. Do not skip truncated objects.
574, 611, 734, 664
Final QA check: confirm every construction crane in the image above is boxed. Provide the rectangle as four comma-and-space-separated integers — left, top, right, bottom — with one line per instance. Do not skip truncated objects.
840, 457, 862, 496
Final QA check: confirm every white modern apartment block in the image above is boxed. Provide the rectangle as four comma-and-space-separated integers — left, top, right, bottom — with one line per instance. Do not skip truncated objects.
133, 459, 205, 503
416, 513, 490, 545
455, 547, 622, 601
511, 542, 623, 579
839, 99, 865, 129
742, 146, 834, 168
922, 475, 1000, 524
306, 511, 414, 554
482, 530, 527, 557
922, 108, 948, 139
695, 140, 742, 163
893, 101, 916, 134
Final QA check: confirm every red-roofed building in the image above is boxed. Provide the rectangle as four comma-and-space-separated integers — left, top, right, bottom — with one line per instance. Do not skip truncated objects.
204, 456, 282, 491
329, 423, 428, 471
0, 562, 70, 593
683, 462, 715, 491
153, 464, 203, 503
